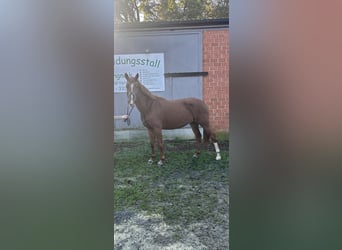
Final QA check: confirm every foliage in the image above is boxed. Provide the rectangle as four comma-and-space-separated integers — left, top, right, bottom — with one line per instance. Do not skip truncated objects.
114, 0, 229, 23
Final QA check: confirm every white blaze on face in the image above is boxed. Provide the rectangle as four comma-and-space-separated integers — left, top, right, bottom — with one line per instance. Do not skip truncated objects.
130, 83, 134, 106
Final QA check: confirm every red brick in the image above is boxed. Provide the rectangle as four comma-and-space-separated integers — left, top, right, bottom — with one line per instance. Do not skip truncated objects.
203, 29, 229, 131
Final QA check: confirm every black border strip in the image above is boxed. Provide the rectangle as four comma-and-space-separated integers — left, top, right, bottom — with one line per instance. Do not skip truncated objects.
164, 72, 208, 78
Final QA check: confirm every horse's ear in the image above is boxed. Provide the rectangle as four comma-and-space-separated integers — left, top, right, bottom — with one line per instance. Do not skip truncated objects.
135, 73, 139, 80
124, 73, 129, 81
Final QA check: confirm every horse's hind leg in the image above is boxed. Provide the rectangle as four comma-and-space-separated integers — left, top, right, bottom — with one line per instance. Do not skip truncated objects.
213, 140, 221, 160
190, 122, 202, 157
202, 124, 221, 161
147, 129, 156, 164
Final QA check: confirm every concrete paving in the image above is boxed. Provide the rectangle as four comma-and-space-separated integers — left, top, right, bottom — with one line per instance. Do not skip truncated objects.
114, 127, 199, 142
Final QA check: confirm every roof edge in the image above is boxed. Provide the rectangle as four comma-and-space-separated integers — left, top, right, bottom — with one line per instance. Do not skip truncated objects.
114, 18, 229, 31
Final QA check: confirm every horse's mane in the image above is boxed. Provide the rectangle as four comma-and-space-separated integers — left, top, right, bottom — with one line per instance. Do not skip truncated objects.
137, 80, 160, 100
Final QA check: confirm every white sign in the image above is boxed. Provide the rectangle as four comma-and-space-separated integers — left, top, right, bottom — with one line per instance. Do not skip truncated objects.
114, 53, 165, 93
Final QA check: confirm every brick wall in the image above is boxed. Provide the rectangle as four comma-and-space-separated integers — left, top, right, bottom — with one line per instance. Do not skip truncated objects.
203, 29, 229, 132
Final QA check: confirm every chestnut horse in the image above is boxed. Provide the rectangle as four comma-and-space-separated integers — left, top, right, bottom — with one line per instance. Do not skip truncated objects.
125, 73, 221, 166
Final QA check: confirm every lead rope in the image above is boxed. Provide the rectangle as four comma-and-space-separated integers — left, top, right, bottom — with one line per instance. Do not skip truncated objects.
125, 105, 134, 126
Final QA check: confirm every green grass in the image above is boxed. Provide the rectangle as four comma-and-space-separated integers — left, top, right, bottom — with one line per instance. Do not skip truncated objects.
215, 130, 229, 141
114, 139, 229, 226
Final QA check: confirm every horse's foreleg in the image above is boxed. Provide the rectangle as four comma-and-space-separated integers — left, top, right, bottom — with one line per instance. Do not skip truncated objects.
148, 129, 156, 164
156, 130, 164, 166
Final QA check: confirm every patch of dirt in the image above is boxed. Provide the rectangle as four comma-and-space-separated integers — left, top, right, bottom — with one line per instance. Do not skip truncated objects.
114, 181, 229, 250
114, 139, 229, 249
114, 209, 229, 250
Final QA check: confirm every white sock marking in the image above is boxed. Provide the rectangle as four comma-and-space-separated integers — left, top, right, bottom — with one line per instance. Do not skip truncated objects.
214, 142, 221, 160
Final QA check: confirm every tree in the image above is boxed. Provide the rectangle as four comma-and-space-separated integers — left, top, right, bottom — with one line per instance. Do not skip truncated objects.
115, 0, 141, 23
114, 0, 229, 23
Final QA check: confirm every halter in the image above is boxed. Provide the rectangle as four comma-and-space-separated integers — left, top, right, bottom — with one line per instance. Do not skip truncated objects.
124, 82, 137, 126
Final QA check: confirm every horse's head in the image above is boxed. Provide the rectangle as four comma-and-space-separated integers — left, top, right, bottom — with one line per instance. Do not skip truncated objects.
125, 73, 139, 107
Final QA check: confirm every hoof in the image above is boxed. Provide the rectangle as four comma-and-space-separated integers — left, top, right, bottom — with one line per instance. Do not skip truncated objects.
147, 159, 153, 164
157, 160, 163, 167
216, 154, 221, 161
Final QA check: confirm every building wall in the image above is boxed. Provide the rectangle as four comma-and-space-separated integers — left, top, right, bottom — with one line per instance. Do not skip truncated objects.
114, 23, 229, 133
114, 30, 203, 129
203, 29, 229, 132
